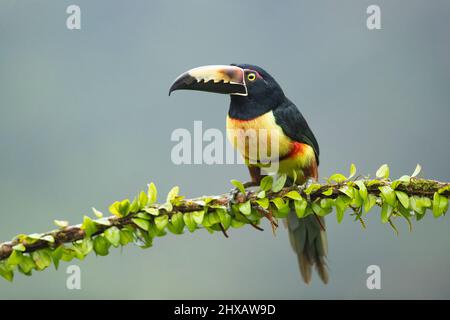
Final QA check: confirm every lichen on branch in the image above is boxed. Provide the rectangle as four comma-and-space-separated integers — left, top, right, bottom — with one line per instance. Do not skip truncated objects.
0, 164, 448, 282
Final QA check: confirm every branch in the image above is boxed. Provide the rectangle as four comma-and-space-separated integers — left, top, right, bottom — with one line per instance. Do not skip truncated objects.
0, 164, 448, 281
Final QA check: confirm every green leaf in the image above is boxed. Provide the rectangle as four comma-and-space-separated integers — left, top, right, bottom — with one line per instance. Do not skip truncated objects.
379, 186, 396, 206
399, 205, 413, 232
381, 203, 393, 223
438, 185, 450, 194
217, 209, 232, 229
376, 164, 390, 179
159, 202, 173, 212
312, 202, 327, 216
411, 164, 422, 178
168, 212, 185, 234
54, 220, 69, 228
92, 207, 103, 218
60, 247, 76, 262
259, 175, 273, 191
255, 198, 269, 209
183, 212, 197, 232
208, 212, 220, 225
94, 218, 112, 226
73, 238, 93, 258
104, 226, 121, 247
135, 228, 153, 248
410, 196, 426, 215
109, 201, 122, 217
351, 190, 363, 208
294, 199, 307, 218
388, 218, 399, 236
144, 207, 160, 216
355, 181, 368, 202
271, 174, 287, 193
271, 197, 285, 209
231, 179, 246, 195
339, 186, 354, 198
328, 173, 347, 183
93, 236, 110, 256
399, 175, 411, 183
322, 188, 333, 196
0, 263, 14, 282
138, 191, 148, 208
81, 216, 97, 237
7, 250, 23, 266
18, 255, 35, 275
154, 215, 169, 230
12, 243, 26, 252
231, 219, 246, 228
257, 190, 266, 199
433, 192, 448, 218
29, 233, 43, 240
41, 235, 54, 243
284, 191, 302, 200
132, 218, 151, 231
349, 163, 357, 179
135, 212, 150, 220
239, 200, 252, 215
147, 182, 158, 205
395, 191, 410, 209
119, 229, 135, 246
52, 246, 64, 269
31, 250, 52, 270
192, 211, 205, 224
166, 186, 180, 203
304, 183, 321, 195
335, 196, 348, 223
119, 199, 131, 217
291, 170, 298, 184
320, 198, 334, 209
364, 194, 377, 213
276, 200, 291, 218
129, 197, 140, 213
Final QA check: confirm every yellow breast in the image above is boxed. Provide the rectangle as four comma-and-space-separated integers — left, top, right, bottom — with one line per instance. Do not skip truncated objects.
226, 111, 292, 164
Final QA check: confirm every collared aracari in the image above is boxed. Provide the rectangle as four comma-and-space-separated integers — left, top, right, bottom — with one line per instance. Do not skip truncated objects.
169, 64, 328, 284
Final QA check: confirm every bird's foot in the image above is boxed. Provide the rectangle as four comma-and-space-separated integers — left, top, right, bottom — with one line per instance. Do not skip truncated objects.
304, 177, 315, 189
300, 178, 316, 201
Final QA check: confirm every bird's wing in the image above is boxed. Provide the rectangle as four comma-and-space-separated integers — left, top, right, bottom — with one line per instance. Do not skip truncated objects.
273, 99, 320, 164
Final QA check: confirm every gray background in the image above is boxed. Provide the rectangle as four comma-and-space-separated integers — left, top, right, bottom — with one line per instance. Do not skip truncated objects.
0, 0, 449, 299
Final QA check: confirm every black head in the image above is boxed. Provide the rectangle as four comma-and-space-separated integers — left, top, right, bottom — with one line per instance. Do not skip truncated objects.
169, 64, 286, 120
229, 64, 285, 120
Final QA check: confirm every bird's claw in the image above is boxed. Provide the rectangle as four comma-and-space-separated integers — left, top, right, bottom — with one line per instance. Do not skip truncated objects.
302, 178, 315, 202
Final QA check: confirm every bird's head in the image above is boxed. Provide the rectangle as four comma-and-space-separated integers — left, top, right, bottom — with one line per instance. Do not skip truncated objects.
169, 64, 286, 119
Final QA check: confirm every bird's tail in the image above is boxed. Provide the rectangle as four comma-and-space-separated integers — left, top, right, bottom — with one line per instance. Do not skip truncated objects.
286, 211, 329, 284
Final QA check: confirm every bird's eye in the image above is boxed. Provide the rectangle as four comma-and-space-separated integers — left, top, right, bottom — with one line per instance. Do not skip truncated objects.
247, 73, 256, 81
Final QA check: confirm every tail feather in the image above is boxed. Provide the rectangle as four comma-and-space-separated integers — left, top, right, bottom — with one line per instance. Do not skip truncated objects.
286, 211, 329, 284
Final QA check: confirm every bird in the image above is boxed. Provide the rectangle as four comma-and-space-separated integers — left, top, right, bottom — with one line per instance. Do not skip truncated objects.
169, 64, 328, 284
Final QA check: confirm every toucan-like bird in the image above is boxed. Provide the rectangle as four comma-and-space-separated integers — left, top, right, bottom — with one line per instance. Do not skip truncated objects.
169, 64, 328, 284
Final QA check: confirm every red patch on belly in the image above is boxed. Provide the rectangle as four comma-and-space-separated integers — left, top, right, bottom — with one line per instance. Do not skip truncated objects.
280, 141, 306, 160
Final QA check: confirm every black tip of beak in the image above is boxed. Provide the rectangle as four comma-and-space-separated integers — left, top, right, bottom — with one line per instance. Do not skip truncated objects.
169, 72, 196, 96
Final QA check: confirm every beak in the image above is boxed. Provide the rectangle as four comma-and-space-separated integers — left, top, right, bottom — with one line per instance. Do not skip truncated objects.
169, 65, 247, 96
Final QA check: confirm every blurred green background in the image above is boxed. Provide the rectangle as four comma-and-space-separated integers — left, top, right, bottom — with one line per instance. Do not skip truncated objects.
0, 0, 449, 299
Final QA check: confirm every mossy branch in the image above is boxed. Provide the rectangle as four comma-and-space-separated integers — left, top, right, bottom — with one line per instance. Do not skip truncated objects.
0, 164, 449, 281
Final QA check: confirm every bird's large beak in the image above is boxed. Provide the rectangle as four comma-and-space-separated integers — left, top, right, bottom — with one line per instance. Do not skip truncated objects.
169, 65, 247, 96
